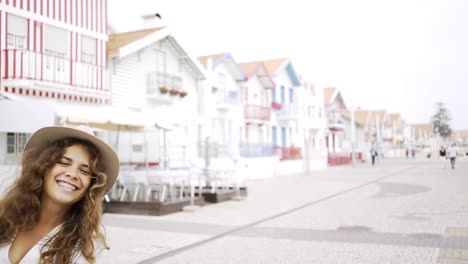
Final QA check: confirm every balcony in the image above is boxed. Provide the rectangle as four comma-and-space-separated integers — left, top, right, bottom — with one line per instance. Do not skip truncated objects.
277, 103, 299, 121
216, 90, 240, 110
2, 49, 109, 102
327, 116, 345, 131
244, 104, 271, 123
147, 72, 184, 105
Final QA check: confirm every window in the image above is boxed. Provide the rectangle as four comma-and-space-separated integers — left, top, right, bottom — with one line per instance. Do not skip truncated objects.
81, 35, 96, 64
7, 33, 26, 49
289, 88, 294, 103
280, 86, 285, 104
132, 144, 143, 152
271, 88, 276, 102
272, 126, 277, 145
218, 73, 226, 91
7, 15, 27, 49
44, 25, 68, 72
7, 133, 28, 155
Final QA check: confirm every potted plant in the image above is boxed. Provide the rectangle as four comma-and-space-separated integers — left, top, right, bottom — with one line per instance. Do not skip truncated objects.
271, 101, 282, 110
212, 86, 219, 93
169, 89, 180, 96
179, 91, 188, 98
159, 86, 169, 94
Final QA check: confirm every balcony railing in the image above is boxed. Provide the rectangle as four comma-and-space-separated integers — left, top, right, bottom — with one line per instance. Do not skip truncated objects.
239, 143, 275, 157
244, 105, 271, 122
2, 49, 107, 95
147, 72, 184, 104
274, 146, 302, 160
216, 90, 240, 106
277, 104, 299, 120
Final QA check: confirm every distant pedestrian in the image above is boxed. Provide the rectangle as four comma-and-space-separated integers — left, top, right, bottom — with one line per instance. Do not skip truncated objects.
411, 148, 416, 158
370, 147, 378, 166
448, 144, 458, 169
439, 146, 447, 169
405, 149, 409, 159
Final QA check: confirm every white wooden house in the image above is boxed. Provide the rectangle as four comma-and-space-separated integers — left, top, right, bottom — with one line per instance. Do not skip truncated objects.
237, 61, 276, 179
263, 58, 305, 174
197, 53, 245, 162
107, 25, 206, 168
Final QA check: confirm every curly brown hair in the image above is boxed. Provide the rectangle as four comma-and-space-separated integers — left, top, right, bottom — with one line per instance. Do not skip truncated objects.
0, 138, 110, 263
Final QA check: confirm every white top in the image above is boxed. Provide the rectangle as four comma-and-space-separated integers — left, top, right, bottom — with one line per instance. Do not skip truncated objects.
448, 146, 458, 158
0, 224, 107, 263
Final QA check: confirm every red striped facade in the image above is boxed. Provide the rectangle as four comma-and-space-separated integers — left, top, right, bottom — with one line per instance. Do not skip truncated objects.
0, 0, 109, 104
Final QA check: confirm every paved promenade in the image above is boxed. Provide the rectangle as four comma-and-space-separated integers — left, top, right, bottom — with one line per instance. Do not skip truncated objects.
104, 157, 465, 263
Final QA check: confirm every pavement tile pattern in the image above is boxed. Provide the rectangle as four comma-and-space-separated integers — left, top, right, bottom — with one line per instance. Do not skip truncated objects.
100, 157, 468, 263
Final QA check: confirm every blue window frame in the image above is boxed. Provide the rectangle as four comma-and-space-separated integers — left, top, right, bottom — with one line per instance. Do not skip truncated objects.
272, 126, 277, 145
280, 85, 285, 104
281, 127, 286, 146
289, 88, 293, 103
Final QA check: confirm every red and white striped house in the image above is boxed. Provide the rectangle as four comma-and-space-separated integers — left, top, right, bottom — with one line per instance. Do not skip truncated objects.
0, 0, 109, 163
0, 0, 108, 103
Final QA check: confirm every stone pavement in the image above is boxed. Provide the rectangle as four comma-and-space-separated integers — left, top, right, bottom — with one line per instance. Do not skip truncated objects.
103, 157, 468, 263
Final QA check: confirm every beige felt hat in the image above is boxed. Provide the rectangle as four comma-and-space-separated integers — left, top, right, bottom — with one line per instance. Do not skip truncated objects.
24, 125, 120, 194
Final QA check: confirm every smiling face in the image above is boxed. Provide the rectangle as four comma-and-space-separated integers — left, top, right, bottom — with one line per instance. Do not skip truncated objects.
42, 144, 94, 209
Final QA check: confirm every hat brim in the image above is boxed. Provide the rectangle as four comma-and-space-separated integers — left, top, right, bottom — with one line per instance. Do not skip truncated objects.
24, 126, 119, 194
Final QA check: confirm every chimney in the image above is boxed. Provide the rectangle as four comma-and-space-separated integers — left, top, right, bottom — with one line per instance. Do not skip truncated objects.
141, 13, 167, 29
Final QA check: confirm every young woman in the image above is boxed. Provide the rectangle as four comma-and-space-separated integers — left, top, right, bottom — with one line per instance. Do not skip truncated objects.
439, 146, 447, 169
0, 125, 119, 263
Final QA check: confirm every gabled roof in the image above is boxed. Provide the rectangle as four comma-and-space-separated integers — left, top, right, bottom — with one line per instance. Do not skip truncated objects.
239, 62, 275, 89
387, 113, 404, 127
108, 27, 206, 79
353, 110, 371, 127
324, 87, 336, 104
262, 58, 301, 86
369, 110, 387, 127
323, 87, 346, 109
452, 130, 468, 138
341, 111, 365, 127
198, 53, 246, 81
412, 123, 433, 138
198, 53, 226, 68
108, 27, 162, 56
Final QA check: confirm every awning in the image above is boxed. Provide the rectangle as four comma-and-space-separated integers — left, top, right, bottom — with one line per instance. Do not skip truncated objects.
0, 99, 56, 133
56, 104, 150, 131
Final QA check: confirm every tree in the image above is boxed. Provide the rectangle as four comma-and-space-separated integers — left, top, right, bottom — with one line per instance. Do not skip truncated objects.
431, 102, 451, 138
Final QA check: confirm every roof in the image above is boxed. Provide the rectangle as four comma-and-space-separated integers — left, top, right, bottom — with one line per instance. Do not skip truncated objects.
387, 113, 403, 127
370, 110, 387, 126
323, 87, 346, 109
263, 58, 287, 76
239, 62, 275, 89
262, 58, 301, 86
107, 27, 206, 79
341, 111, 365, 127
353, 110, 371, 126
412, 123, 433, 138
198, 53, 227, 68
323, 87, 336, 104
452, 130, 468, 138
197, 53, 246, 81
108, 27, 162, 57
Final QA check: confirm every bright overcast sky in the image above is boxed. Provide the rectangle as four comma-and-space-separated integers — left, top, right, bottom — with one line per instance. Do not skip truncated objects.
109, 0, 468, 130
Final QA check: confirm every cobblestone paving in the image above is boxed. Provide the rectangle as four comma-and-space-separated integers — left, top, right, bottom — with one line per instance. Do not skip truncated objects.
102, 158, 468, 263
